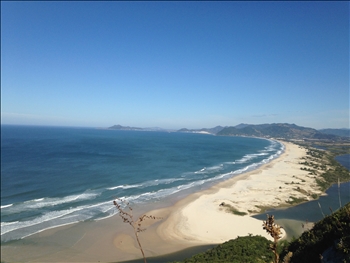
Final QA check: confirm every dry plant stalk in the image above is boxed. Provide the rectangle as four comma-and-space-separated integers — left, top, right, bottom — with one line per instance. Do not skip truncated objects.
338, 177, 342, 209
263, 214, 283, 263
282, 251, 293, 263
113, 198, 161, 263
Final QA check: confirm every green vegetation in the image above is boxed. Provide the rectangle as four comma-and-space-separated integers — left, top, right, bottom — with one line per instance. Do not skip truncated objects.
319, 128, 350, 138
298, 146, 350, 191
286, 196, 308, 205
217, 123, 349, 141
171, 203, 350, 263
231, 210, 248, 216
317, 153, 349, 191
170, 143, 349, 263
281, 202, 350, 263
311, 193, 319, 199
220, 202, 248, 216
321, 143, 350, 156
171, 235, 276, 263
119, 140, 349, 263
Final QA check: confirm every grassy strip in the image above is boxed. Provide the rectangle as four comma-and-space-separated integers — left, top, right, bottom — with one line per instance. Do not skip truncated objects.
296, 144, 350, 191
220, 203, 248, 216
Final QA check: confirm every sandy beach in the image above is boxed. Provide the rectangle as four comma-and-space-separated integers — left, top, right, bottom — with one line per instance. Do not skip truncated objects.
155, 141, 323, 245
1, 141, 324, 262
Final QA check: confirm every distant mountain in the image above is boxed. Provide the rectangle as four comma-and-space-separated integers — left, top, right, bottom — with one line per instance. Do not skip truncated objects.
108, 124, 349, 141
234, 123, 252, 129
177, 126, 225, 135
108, 125, 143, 131
318, 128, 350, 138
108, 125, 172, 132
217, 123, 345, 141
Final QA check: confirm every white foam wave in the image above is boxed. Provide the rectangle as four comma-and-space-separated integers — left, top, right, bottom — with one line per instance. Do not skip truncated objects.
119, 174, 233, 205
235, 140, 283, 165
1, 139, 285, 242
1, 199, 114, 239
1, 204, 112, 239
108, 144, 283, 206
107, 178, 187, 191
194, 167, 206, 174
235, 152, 268, 164
2, 191, 99, 214
206, 164, 224, 171
33, 194, 96, 208
1, 204, 13, 209
1, 221, 19, 226
1, 208, 80, 235
194, 164, 223, 175
143, 178, 185, 187
264, 140, 281, 152
114, 144, 284, 206
107, 184, 143, 190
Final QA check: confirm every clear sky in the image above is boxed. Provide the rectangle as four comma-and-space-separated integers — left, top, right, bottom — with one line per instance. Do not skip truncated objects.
1, 1, 349, 129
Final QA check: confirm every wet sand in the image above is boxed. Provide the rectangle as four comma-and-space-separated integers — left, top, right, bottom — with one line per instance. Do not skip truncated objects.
1, 141, 323, 262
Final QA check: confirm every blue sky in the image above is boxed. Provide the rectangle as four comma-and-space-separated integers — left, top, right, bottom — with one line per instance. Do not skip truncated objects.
1, 1, 349, 129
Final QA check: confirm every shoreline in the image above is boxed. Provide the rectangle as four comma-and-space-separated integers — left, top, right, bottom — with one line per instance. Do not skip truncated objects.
153, 141, 321, 244
1, 141, 326, 262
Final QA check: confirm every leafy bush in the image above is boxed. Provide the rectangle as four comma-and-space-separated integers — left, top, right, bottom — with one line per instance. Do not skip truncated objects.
171, 235, 274, 263
281, 202, 350, 263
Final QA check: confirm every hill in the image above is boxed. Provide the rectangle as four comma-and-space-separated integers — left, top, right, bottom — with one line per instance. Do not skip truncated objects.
108, 125, 171, 132
217, 123, 346, 141
319, 128, 350, 138
108, 123, 349, 141
282, 202, 350, 263
108, 124, 143, 131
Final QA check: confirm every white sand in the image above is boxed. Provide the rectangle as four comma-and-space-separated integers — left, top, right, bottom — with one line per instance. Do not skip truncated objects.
156, 141, 323, 244
1, 141, 325, 262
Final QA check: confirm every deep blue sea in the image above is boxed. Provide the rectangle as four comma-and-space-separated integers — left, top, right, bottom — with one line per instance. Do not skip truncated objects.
1, 125, 283, 243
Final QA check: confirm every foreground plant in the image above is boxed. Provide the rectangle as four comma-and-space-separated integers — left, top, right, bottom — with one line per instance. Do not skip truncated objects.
263, 214, 283, 263
280, 202, 350, 263
113, 198, 161, 263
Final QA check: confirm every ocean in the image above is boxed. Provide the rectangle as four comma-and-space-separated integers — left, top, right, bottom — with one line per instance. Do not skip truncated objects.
1, 125, 283, 243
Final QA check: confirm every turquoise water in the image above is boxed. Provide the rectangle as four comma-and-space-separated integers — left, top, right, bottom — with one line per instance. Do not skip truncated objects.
1, 125, 283, 243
